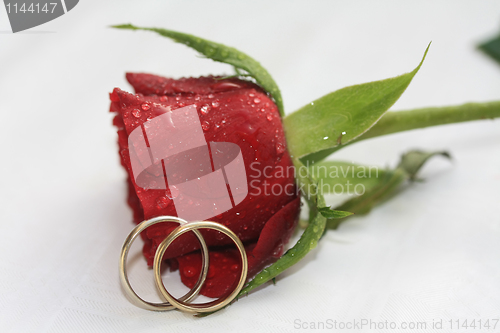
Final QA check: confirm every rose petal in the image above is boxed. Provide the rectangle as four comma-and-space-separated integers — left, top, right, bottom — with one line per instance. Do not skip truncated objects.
176, 197, 300, 298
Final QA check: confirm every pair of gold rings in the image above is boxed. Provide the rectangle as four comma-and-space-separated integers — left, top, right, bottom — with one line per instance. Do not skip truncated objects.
119, 216, 248, 313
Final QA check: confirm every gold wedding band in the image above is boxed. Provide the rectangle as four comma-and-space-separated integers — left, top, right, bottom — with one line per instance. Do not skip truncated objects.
119, 216, 209, 311
153, 221, 248, 313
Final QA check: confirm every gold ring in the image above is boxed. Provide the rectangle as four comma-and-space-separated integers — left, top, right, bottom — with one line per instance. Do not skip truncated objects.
153, 221, 248, 313
119, 216, 209, 311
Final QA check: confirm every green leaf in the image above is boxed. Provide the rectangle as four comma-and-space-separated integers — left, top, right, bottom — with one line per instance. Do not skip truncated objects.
318, 207, 353, 219
309, 161, 388, 193
111, 24, 284, 116
479, 34, 500, 65
284, 44, 430, 163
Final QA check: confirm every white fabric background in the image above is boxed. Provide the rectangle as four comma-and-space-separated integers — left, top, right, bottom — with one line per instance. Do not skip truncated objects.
1, 1, 499, 332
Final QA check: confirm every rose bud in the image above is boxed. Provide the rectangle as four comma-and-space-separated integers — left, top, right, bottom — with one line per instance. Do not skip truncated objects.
110, 73, 300, 297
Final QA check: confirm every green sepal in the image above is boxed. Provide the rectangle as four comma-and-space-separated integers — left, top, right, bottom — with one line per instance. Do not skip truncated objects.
199, 158, 328, 316
111, 24, 284, 116
325, 149, 450, 230
397, 150, 451, 181
237, 158, 326, 295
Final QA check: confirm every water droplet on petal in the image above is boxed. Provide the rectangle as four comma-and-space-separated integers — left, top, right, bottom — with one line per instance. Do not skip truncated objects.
132, 109, 141, 118
160, 96, 168, 102
272, 244, 284, 258
212, 82, 242, 91
156, 196, 170, 209
200, 105, 210, 114
275, 142, 285, 155
253, 98, 261, 104
202, 121, 210, 131
167, 185, 179, 199
266, 114, 273, 121
183, 267, 196, 278
141, 103, 150, 111
212, 101, 220, 108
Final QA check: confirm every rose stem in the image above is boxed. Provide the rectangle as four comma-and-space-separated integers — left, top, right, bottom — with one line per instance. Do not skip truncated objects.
356, 100, 500, 143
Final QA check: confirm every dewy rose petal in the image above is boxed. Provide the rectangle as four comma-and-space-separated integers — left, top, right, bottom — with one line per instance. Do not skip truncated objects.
110, 74, 300, 297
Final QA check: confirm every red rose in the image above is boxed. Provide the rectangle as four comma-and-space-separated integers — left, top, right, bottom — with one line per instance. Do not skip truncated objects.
110, 73, 300, 297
